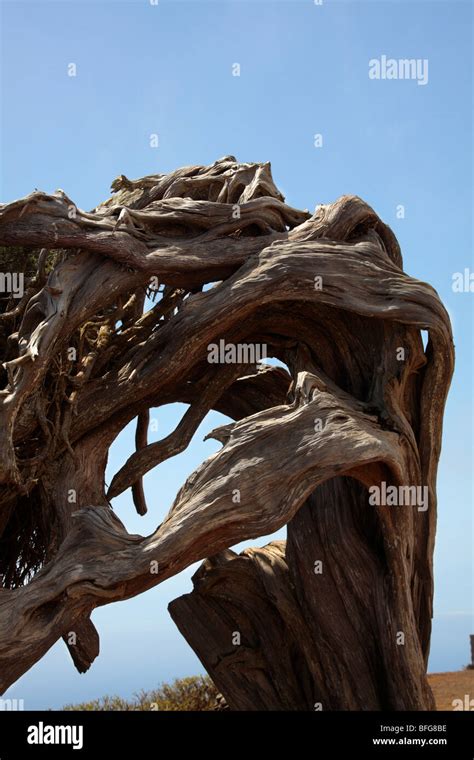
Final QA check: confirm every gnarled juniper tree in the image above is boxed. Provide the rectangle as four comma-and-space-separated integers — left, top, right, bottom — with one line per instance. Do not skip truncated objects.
0, 157, 453, 709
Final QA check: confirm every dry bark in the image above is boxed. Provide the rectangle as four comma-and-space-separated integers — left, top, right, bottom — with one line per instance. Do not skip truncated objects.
0, 157, 453, 708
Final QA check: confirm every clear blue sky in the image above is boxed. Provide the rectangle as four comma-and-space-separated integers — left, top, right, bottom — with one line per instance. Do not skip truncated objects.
1, 0, 472, 709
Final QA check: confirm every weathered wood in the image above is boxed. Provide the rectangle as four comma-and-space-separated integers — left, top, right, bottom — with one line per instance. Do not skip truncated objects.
0, 157, 453, 707
169, 468, 436, 711
169, 542, 319, 711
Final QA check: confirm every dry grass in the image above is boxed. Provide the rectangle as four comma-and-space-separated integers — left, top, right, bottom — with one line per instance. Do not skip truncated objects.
428, 670, 474, 710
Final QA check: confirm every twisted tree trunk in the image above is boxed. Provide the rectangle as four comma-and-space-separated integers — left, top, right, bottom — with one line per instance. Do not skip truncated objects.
0, 157, 453, 708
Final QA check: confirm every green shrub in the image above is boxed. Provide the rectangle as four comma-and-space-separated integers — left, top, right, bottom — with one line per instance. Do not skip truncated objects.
62, 675, 219, 711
